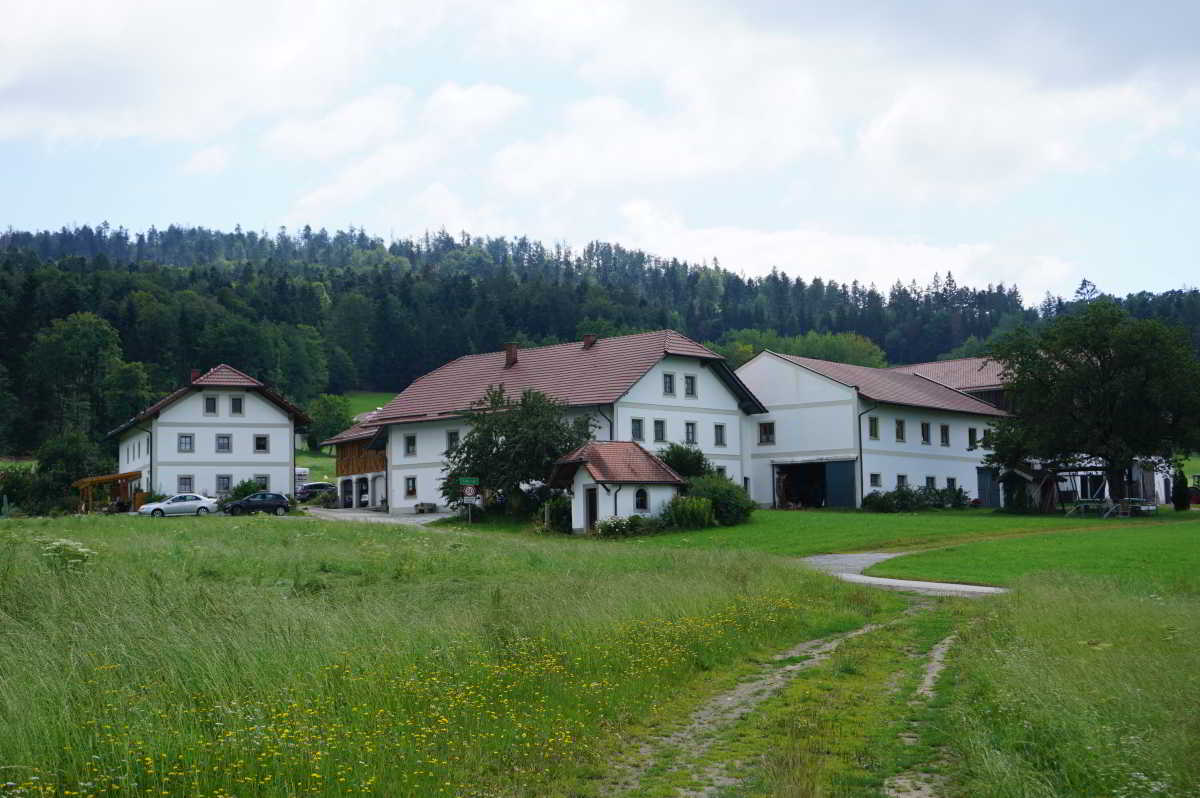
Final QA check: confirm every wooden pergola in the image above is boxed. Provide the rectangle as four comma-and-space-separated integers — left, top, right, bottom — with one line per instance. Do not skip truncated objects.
71, 471, 144, 514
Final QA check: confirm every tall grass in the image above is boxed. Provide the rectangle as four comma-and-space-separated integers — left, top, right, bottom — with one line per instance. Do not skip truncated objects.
947, 576, 1200, 797
0, 515, 897, 797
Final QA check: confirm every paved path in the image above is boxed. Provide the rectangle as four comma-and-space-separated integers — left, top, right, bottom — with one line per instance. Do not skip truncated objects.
803, 551, 1008, 597
305, 507, 456, 526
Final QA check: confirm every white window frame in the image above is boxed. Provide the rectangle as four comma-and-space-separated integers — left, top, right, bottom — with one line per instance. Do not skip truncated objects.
634, 488, 648, 511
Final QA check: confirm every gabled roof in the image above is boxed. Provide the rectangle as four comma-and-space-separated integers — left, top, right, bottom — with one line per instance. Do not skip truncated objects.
371, 330, 766, 425
108, 364, 311, 437
550, 441, 686, 487
890, 357, 1005, 391
770, 353, 1006, 417
320, 412, 380, 447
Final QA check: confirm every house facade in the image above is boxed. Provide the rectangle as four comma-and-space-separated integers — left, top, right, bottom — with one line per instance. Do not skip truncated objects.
736, 352, 1007, 508
110, 365, 310, 498
324, 331, 766, 517
550, 441, 685, 532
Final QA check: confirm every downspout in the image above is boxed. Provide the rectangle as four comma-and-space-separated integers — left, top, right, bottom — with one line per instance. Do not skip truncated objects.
856, 397, 878, 508
613, 484, 622, 517
595, 405, 614, 440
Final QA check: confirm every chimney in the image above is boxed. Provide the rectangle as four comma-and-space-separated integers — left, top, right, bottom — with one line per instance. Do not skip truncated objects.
504, 343, 518, 368
582, 333, 597, 349
190, 368, 202, 384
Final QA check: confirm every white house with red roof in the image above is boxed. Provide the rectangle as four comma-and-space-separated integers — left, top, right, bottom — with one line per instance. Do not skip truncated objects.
736, 351, 1007, 509
332, 330, 766, 515
550, 441, 686, 532
109, 365, 311, 500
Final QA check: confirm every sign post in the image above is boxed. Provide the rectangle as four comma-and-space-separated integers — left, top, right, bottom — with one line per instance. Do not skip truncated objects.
459, 477, 479, 523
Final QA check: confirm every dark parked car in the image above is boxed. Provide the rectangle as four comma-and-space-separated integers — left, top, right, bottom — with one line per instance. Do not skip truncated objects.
296, 482, 336, 502
225, 491, 290, 516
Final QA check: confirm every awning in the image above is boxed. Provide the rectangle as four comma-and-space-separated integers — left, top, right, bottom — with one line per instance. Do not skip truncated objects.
71, 470, 143, 489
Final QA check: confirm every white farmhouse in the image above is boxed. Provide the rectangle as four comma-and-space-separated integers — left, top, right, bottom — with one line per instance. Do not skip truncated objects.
330, 331, 766, 519
110, 365, 310, 498
550, 441, 686, 532
736, 352, 1007, 508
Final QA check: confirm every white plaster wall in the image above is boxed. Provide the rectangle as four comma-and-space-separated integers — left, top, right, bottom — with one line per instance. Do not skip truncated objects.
387, 418, 462, 511
858, 401, 995, 500
615, 355, 747, 484
117, 428, 152, 486
155, 464, 293, 498
568, 467, 677, 531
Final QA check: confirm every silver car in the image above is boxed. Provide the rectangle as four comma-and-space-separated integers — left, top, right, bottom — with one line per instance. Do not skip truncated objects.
138, 493, 220, 517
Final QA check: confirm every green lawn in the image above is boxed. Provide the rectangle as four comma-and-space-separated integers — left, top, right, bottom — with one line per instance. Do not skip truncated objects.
637, 508, 1178, 558
0, 514, 899, 797
294, 447, 336, 483
345, 390, 396, 417
865, 519, 1200, 593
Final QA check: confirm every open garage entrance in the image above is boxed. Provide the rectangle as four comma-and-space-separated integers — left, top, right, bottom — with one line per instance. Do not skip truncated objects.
773, 460, 856, 508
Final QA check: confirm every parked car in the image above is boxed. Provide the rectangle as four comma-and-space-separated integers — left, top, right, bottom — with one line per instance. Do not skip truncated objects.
139, 494, 220, 517
296, 481, 336, 502
224, 491, 290, 516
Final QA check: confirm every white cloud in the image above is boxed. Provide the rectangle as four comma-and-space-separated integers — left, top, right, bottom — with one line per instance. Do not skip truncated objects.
616, 199, 1075, 301
0, 0, 447, 141
180, 145, 229, 175
261, 86, 412, 161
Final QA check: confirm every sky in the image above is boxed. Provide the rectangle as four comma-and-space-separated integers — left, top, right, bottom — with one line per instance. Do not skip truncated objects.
2, 0, 1199, 303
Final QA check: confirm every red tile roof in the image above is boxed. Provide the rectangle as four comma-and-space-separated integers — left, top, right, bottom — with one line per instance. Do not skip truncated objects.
372, 330, 764, 424
890, 357, 1005, 391
772, 353, 1006, 417
108, 364, 311, 437
551, 441, 685, 486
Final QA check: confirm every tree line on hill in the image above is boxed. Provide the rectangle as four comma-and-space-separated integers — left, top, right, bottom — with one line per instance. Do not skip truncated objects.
3, 224, 1200, 460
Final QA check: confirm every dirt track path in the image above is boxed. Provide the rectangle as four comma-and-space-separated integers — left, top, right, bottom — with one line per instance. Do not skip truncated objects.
606, 602, 934, 797
883, 633, 957, 798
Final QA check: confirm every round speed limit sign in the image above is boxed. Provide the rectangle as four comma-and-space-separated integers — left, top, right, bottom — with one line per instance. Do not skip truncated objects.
462, 485, 477, 497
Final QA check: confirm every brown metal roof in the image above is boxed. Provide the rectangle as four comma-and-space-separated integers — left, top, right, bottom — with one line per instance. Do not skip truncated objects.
372, 330, 764, 424
551, 441, 686, 486
890, 357, 1005, 391
773, 353, 1006, 417
108, 364, 312, 437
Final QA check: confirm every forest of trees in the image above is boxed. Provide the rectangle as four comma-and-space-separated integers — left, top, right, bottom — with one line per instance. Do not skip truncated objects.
3, 223, 1200, 457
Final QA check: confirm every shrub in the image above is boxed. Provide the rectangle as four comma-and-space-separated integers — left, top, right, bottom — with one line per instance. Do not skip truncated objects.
590, 514, 665, 537
687, 473, 754, 526
661, 495, 715, 529
37, 538, 97, 571
861, 490, 897, 513
543, 494, 572, 534
656, 443, 713, 479
1172, 469, 1190, 511
317, 489, 341, 509
862, 486, 969, 513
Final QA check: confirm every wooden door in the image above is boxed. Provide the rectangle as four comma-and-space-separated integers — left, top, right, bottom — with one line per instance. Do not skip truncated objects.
585, 487, 598, 531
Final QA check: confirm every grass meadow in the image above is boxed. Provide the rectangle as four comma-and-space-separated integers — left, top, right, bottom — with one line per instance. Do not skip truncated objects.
0, 514, 900, 797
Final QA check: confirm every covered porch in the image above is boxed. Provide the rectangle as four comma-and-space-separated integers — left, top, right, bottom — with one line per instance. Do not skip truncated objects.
71, 470, 146, 514
338, 471, 387, 509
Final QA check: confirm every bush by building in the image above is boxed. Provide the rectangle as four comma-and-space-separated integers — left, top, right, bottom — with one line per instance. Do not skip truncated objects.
687, 473, 755, 526
862, 485, 969, 513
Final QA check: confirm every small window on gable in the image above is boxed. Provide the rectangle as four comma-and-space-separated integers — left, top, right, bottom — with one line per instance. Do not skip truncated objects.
254, 434, 269, 453
895, 419, 906, 443
663, 373, 676, 396
684, 375, 697, 398
758, 422, 775, 445
869, 473, 881, 488
635, 488, 648, 511
230, 396, 244, 415
868, 416, 879, 440
204, 395, 218, 415
405, 434, 417, 456
921, 422, 931, 445
940, 424, 951, 446
631, 418, 644, 442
